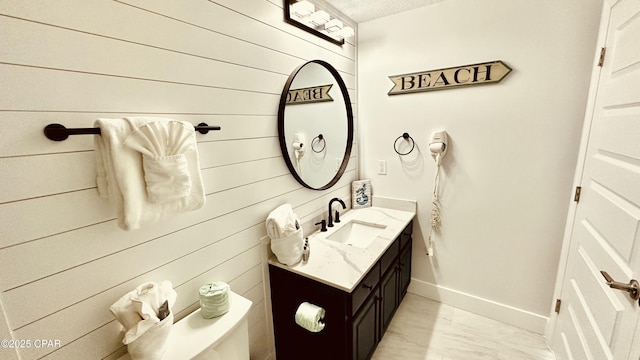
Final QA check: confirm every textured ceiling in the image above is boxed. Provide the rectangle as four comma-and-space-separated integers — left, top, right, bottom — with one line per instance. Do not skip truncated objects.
322, 0, 448, 23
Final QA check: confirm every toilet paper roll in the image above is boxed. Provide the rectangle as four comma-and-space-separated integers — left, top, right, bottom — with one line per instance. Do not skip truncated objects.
198, 282, 230, 319
294, 302, 325, 333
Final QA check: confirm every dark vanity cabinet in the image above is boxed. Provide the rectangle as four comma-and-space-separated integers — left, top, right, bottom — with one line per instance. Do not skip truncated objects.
269, 221, 413, 360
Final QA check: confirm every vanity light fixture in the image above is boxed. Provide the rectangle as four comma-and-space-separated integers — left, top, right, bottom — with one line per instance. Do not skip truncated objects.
335, 26, 354, 39
310, 10, 330, 26
284, 0, 355, 45
290, 0, 314, 16
324, 19, 343, 32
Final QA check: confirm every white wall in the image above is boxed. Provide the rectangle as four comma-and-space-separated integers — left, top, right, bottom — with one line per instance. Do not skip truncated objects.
358, 0, 602, 333
0, 1, 356, 359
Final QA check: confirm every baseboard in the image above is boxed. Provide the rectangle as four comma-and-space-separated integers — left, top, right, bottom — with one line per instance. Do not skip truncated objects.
408, 278, 549, 334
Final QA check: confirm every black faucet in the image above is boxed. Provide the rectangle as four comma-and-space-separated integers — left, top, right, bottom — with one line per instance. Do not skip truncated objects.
328, 197, 346, 227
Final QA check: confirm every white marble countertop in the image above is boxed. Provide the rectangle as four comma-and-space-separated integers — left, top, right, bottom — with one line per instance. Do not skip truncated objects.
268, 198, 416, 293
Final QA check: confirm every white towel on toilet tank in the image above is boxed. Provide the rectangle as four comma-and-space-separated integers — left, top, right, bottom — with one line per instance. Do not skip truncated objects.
94, 117, 205, 230
109, 281, 177, 360
266, 204, 304, 265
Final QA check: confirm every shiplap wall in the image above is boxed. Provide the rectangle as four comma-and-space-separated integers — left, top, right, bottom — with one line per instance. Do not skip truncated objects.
0, 1, 356, 359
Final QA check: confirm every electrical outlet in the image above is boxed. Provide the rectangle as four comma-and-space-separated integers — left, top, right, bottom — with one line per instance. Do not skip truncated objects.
377, 160, 387, 175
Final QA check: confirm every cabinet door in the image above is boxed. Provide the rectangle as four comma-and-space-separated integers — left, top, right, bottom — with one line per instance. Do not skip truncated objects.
269, 265, 348, 360
351, 262, 380, 315
398, 243, 412, 301
352, 291, 380, 360
400, 220, 413, 249
380, 266, 398, 333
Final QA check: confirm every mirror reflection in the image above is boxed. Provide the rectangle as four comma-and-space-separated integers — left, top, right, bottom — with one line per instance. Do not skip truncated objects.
278, 60, 353, 190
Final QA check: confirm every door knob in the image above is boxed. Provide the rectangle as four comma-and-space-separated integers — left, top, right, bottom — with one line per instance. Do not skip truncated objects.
600, 271, 640, 300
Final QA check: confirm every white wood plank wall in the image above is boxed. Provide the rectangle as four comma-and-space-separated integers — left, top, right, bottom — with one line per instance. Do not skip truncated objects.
0, 1, 357, 359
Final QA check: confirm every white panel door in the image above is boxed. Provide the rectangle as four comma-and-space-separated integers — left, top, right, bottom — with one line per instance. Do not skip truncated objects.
550, 0, 640, 359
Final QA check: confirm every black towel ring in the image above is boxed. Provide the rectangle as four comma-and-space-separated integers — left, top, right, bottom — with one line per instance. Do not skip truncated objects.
311, 134, 326, 153
394, 132, 415, 155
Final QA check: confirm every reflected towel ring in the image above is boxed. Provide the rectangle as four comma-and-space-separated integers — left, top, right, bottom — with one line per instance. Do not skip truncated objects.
394, 132, 415, 155
311, 134, 326, 153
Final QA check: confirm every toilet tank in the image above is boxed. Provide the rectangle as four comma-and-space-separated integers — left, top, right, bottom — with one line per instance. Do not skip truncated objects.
118, 291, 252, 360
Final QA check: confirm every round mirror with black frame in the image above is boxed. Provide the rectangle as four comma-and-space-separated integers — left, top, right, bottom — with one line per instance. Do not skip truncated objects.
278, 60, 353, 190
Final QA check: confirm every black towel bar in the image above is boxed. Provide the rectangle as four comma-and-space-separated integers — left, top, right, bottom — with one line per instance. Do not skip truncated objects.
44, 123, 221, 141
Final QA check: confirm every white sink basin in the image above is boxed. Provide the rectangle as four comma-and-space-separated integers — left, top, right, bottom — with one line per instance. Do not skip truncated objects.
326, 220, 387, 248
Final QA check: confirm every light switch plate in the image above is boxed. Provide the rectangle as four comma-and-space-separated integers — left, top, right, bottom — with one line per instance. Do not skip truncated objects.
377, 160, 387, 175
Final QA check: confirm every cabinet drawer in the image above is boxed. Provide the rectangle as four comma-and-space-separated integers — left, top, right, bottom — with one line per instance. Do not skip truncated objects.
380, 237, 399, 276
351, 262, 380, 315
400, 221, 413, 249
403, 220, 414, 236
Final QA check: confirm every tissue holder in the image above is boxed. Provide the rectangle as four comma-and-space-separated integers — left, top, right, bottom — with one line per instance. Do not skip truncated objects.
294, 302, 325, 333
199, 282, 230, 319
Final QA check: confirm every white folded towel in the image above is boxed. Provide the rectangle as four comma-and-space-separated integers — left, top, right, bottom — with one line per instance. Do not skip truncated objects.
266, 204, 303, 265
125, 120, 195, 203
266, 204, 300, 240
110, 281, 177, 360
109, 281, 177, 344
126, 313, 173, 360
271, 227, 304, 265
94, 117, 205, 230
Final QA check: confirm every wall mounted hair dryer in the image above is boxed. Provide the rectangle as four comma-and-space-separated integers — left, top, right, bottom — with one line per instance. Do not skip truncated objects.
426, 130, 448, 257
293, 132, 306, 157
293, 132, 306, 172
429, 130, 448, 165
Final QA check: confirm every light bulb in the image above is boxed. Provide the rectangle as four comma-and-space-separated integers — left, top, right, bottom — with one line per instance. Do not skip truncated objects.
291, 1, 314, 17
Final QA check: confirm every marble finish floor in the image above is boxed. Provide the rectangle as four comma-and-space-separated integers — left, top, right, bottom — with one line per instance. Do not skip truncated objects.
373, 293, 555, 360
